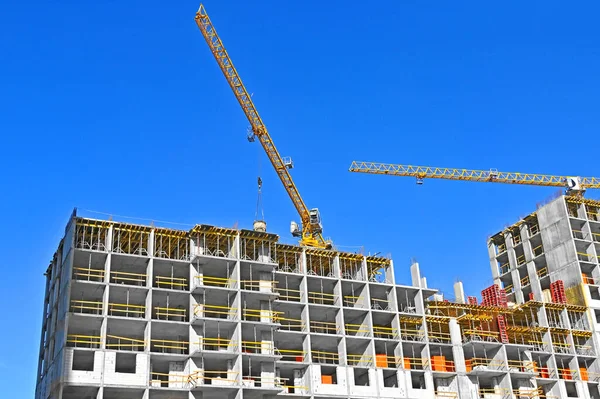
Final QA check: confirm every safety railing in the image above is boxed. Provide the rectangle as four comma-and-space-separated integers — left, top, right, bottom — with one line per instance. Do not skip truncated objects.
521, 275, 530, 287
498, 262, 510, 275
479, 388, 510, 398
537, 267, 548, 278
110, 270, 146, 286
582, 274, 598, 285
196, 275, 237, 289
530, 224, 540, 236
150, 338, 188, 354
371, 297, 392, 311
194, 304, 238, 320
513, 235, 522, 245
557, 368, 575, 380
575, 343, 594, 356
279, 377, 308, 394
583, 371, 600, 382
426, 357, 456, 372
276, 316, 305, 332
240, 279, 275, 292
347, 354, 373, 367
375, 354, 400, 368
345, 323, 371, 337
188, 370, 240, 386
154, 306, 186, 321
309, 320, 340, 335
66, 334, 101, 348
311, 350, 339, 364
572, 230, 586, 240
551, 340, 572, 354
107, 302, 145, 318
462, 329, 499, 343
577, 252, 593, 262
197, 337, 237, 352
532, 244, 544, 257
275, 287, 302, 302
402, 357, 426, 370
150, 372, 190, 388
307, 291, 337, 306
155, 275, 188, 290
276, 348, 306, 362
400, 328, 426, 342
434, 391, 457, 398
512, 388, 557, 399
343, 295, 366, 308
72, 267, 105, 282
241, 340, 275, 355
516, 254, 526, 266
242, 308, 282, 323
373, 325, 399, 339
593, 232, 600, 242
497, 243, 507, 254
466, 357, 506, 371
507, 359, 536, 373
241, 375, 283, 388
106, 334, 145, 351
427, 330, 452, 344
70, 299, 103, 315
504, 284, 514, 294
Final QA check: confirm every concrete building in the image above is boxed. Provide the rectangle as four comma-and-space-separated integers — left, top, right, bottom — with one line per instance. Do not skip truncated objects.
36, 199, 600, 399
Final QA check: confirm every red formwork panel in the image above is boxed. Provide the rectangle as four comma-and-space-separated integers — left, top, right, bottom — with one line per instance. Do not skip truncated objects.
467, 296, 478, 305
481, 285, 508, 308
550, 280, 566, 304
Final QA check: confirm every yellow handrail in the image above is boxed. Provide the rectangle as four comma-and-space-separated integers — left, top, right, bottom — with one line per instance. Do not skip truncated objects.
110, 270, 147, 285
154, 306, 186, 320
73, 267, 105, 281
66, 334, 102, 347
70, 300, 103, 313
155, 275, 188, 289
194, 304, 238, 319
108, 302, 145, 316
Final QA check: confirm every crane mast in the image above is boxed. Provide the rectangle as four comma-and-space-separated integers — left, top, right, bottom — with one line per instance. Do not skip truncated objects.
349, 161, 600, 195
195, 5, 329, 249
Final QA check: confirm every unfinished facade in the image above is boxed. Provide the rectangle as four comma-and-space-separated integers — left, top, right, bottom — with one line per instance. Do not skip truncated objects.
36, 198, 600, 399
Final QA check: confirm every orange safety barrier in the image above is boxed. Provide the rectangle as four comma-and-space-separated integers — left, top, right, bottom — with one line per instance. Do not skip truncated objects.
321, 375, 333, 384
431, 356, 446, 372
580, 367, 589, 381
375, 354, 388, 368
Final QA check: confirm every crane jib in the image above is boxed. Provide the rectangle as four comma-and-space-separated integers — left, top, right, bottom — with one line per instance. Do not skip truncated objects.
196, 6, 328, 247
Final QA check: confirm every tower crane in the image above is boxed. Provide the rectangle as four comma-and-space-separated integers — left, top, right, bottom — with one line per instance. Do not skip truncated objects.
349, 161, 600, 196
195, 5, 331, 249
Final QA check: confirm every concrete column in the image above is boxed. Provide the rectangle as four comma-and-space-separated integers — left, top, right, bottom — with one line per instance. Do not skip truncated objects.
453, 281, 466, 304
410, 262, 421, 288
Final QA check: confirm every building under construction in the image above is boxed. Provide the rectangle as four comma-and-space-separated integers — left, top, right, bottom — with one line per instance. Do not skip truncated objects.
34, 194, 600, 399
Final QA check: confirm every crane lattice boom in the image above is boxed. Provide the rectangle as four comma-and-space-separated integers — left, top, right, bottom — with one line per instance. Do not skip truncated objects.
195, 5, 328, 248
349, 161, 600, 193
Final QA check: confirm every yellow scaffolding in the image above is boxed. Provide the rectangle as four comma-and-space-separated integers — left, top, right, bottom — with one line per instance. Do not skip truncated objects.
273, 243, 303, 273
72, 266, 105, 282
112, 223, 151, 256
306, 249, 336, 277
190, 224, 237, 258
75, 218, 109, 251
153, 228, 189, 260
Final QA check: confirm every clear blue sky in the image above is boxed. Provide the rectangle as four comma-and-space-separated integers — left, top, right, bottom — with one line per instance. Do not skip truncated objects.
1, 1, 599, 396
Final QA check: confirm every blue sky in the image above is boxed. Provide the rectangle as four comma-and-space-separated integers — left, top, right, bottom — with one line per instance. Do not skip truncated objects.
1, 1, 599, 396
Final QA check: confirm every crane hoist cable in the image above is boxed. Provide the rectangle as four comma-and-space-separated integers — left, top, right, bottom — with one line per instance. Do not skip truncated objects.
195, 4, 331, 249
349, 161, 600, 196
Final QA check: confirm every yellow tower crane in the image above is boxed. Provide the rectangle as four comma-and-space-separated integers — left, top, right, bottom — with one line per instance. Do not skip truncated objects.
195, 5, 331, 249
349, 161, 600, 196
